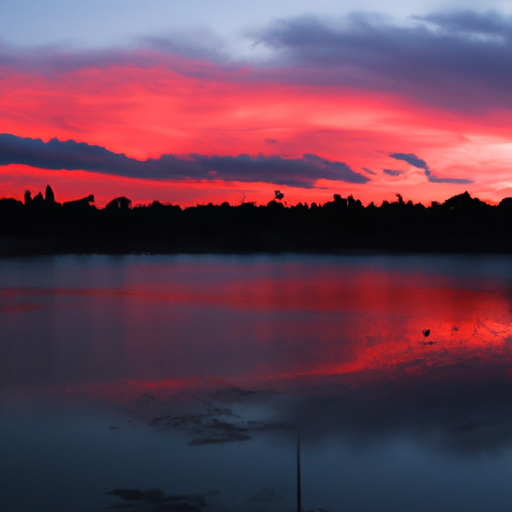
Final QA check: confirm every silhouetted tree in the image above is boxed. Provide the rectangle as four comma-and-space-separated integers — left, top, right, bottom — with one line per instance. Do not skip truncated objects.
45, 185, 56, 204
443, 191, 488, 210
32, 192, 44, 207
347, 195, 362, 209
63, 195, 95, 208
106, 197, 132, 211
333, 194, 348, 208
499, 197, 512, 211
3, 184, 512, 255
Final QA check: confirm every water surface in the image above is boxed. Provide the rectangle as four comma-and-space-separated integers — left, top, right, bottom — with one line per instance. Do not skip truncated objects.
2, 254, 512, 511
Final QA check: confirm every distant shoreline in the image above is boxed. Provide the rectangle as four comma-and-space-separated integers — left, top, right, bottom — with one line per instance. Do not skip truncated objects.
2, 188, 512, 256
1, 235, 511, 257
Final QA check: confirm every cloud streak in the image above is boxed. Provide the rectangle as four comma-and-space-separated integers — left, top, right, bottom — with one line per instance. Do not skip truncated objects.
383, 169, 403, 177
389, 152, 472, 184
256, 10, 512, 112
0, 134, 369, 187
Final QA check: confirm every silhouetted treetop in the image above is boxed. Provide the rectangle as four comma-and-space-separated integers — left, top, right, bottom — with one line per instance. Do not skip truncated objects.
63, 195, 95, 210
45, 185, 55, 204
106, 196, 131, 211
0, 186, 511, 255
443, 191, 490, 210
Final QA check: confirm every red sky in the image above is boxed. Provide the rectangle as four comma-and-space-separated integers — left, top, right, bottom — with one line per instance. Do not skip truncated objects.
2, 13, 512, 207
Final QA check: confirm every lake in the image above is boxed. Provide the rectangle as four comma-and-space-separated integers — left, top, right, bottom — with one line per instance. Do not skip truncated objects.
2, 254, 512, 511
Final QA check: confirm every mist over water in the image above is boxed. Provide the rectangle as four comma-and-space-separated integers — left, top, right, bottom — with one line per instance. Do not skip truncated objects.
2, 254, 512, 511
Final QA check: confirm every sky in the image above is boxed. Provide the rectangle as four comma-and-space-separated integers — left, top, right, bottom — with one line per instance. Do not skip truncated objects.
1, 0, 512, 205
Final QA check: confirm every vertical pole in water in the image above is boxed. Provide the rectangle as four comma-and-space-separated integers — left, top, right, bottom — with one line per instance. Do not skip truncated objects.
297, 435, 302, 512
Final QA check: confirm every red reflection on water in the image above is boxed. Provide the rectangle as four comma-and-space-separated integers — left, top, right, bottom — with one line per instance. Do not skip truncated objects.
2, 262, 512, 396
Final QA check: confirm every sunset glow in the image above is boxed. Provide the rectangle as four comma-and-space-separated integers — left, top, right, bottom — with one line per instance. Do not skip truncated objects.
2, 8, 512, 205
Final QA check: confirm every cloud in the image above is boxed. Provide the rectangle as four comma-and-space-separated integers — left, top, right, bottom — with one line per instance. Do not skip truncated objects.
389, 153, 429, 171
256, 11, 512, 112
383, 169, 403, 177
390, 152, 473, 184
3, 10, 512, 115
0, 43, 234, 83
362, 167, 376, 175
141, 28, 232, 64
427, 175, 473, 184
0, 134, 369, 188
417, 10, 510, 37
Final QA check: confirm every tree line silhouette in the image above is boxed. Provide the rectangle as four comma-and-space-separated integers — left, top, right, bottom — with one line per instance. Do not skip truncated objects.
1, 185, 512, 255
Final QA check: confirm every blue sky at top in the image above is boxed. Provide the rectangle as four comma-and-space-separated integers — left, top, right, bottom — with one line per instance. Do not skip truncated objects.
2, 0, 511, 53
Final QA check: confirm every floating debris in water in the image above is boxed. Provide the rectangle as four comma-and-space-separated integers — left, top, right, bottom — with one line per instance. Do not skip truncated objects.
106, 488, 207, 511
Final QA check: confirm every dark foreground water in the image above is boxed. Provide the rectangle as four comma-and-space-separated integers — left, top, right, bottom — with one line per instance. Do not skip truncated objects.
2, 254, 512, 511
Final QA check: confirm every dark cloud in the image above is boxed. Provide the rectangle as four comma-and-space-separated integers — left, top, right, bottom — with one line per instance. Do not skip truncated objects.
0, 133, 369, 188
256, 11, 512, 112
3, 10, 512, 114
427, 175, 473, 184
383, 169, 403, 177
417, 10, 510, 36
390, 152, 473, 184
362, 167, 376, 175
2, 11, 511, 114
389, 153, 429, 171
